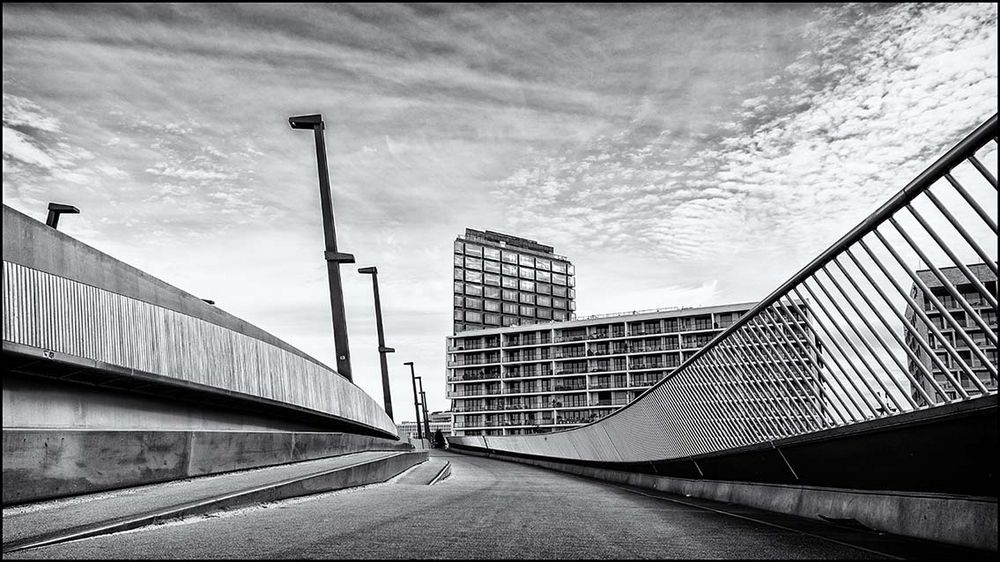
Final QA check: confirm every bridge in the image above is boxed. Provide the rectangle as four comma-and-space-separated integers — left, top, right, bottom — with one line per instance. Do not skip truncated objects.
2, 114, 997, 558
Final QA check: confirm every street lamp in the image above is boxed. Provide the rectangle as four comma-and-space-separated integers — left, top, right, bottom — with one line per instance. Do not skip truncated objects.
289, 113, 355, 381
45, 203, 79, 229
404, 361, 423, 441
359, 266, 394, 420
417, 376, 431, 443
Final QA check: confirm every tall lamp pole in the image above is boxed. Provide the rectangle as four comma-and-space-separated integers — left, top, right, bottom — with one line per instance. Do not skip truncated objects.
289, 114, 355, 381
359, 266, 394, 419
404, 362, 423, 440
417, 376, 431, 442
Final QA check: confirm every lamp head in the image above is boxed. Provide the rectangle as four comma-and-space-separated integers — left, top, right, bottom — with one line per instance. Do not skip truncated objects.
403, 361, 414, 366
288, 114, 323, 130
358, 266, 377, 275
47, 203, 80, 214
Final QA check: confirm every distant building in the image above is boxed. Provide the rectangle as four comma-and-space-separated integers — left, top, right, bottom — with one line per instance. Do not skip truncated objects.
396, 411, 452, 441
453, 228, 576, 334
447, 302, 825, 437
905, 263, 998, 406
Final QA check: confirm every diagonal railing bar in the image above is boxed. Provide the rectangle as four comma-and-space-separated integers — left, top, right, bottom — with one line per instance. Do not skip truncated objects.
451, 114, 997, 462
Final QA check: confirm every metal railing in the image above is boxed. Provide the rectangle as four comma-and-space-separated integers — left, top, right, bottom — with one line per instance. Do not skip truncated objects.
451, 114, 998, 461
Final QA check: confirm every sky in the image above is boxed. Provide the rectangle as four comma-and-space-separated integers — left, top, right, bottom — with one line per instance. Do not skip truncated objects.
3, 3, 998, 415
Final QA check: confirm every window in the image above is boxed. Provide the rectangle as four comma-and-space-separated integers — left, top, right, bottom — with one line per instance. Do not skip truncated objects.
484, 299, 501, 312
568, 275, 575, 287
502, 289, 518, 301
465, 256, 482, 270
465, 284, 483, 296
519, 280, 535, 292
537, 283, 551, 295
519, 254, 534, 267
501, 251, 518, 264
454, 254, 464, 266
568, 288, 576, 299
537, 308, 552, 319
454, 240, 464, 253
519, 293, 535, 304
485, 313, 501, 325
502, 316, 517, 326
536, 258, 551, 271
483, 247, 501, 261
553, 311, 568, 321
465, 311, 482, 323
454, 310, 464, 320
536, 270, 551, 283
484, 260, 501, 273
503, 302, 518, 314
484, 273, 500, 286
553, 298, 566, 309
485, 286, 501, 299
454, 267, 463, 280
519, 266, 534, 279
501, 276, 518, 289
537, 295, 551, 308
465, 297, 482, 309
552, 286, 567, 297
501, 263, 518, 276
454, 281, 463, 294
552, 273, 567, 285
465, 270, 483, 283
552, 261, 567, 274
465, 244, 483, 257
454, 295, 463, 306
520, 305, 536, 317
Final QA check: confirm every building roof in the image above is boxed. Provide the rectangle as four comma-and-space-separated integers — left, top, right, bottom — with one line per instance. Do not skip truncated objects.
916, 262, 996, 288
448, 301, 759, 338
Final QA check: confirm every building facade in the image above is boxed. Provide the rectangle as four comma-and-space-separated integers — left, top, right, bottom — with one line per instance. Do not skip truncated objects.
453, 229, 576, 334
905, 262, 998, 406
447, 302, 823, 437
396, 411, 453, 441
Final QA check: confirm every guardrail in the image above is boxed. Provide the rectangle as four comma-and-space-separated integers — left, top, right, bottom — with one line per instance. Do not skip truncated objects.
451, 114, 998, 462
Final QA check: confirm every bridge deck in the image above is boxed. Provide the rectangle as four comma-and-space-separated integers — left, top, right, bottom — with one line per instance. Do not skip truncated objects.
3, 451, 989, 559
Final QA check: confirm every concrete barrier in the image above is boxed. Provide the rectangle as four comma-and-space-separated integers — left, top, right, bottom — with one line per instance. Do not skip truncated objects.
456, 448, 997, 552
2, 429, 413, 505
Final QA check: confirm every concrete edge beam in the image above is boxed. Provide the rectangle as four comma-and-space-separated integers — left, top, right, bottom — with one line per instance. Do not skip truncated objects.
455, 448, 997, 552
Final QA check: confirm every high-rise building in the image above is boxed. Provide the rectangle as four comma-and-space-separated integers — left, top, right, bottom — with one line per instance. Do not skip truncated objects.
452, 229, 575, 334
905, 262, 998, 406
447, 302, 825, 437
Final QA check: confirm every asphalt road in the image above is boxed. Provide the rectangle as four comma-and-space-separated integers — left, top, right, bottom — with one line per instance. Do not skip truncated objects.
3, 451, 943, 559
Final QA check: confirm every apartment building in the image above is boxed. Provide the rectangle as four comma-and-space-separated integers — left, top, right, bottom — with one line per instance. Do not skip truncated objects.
446, 301, 826, 436
453, 229, 576, 334
905, 262, 998, 406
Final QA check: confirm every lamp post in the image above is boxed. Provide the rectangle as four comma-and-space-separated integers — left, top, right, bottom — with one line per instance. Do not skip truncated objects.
404, 361, 423, 441
289, 114, 355, 381
45, 203, 79, 229
417, 376, 431, 443
359, 266, 394, 419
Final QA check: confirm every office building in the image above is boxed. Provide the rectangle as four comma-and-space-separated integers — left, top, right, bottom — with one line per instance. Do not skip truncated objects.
453, 229, 576, 334
447, 302, 824, 437
905, 262, 998, 406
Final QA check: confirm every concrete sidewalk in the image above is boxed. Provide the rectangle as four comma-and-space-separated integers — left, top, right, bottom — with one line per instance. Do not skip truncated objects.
3, 450, 423, 552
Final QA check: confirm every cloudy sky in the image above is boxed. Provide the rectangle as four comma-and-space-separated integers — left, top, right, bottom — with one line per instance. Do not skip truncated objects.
3, 3, 997, 414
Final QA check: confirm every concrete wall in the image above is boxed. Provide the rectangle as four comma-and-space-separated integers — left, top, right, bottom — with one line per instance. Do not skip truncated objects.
2, 429, 413, 505
3, 373, 318, 432
458, 448, 997, 552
